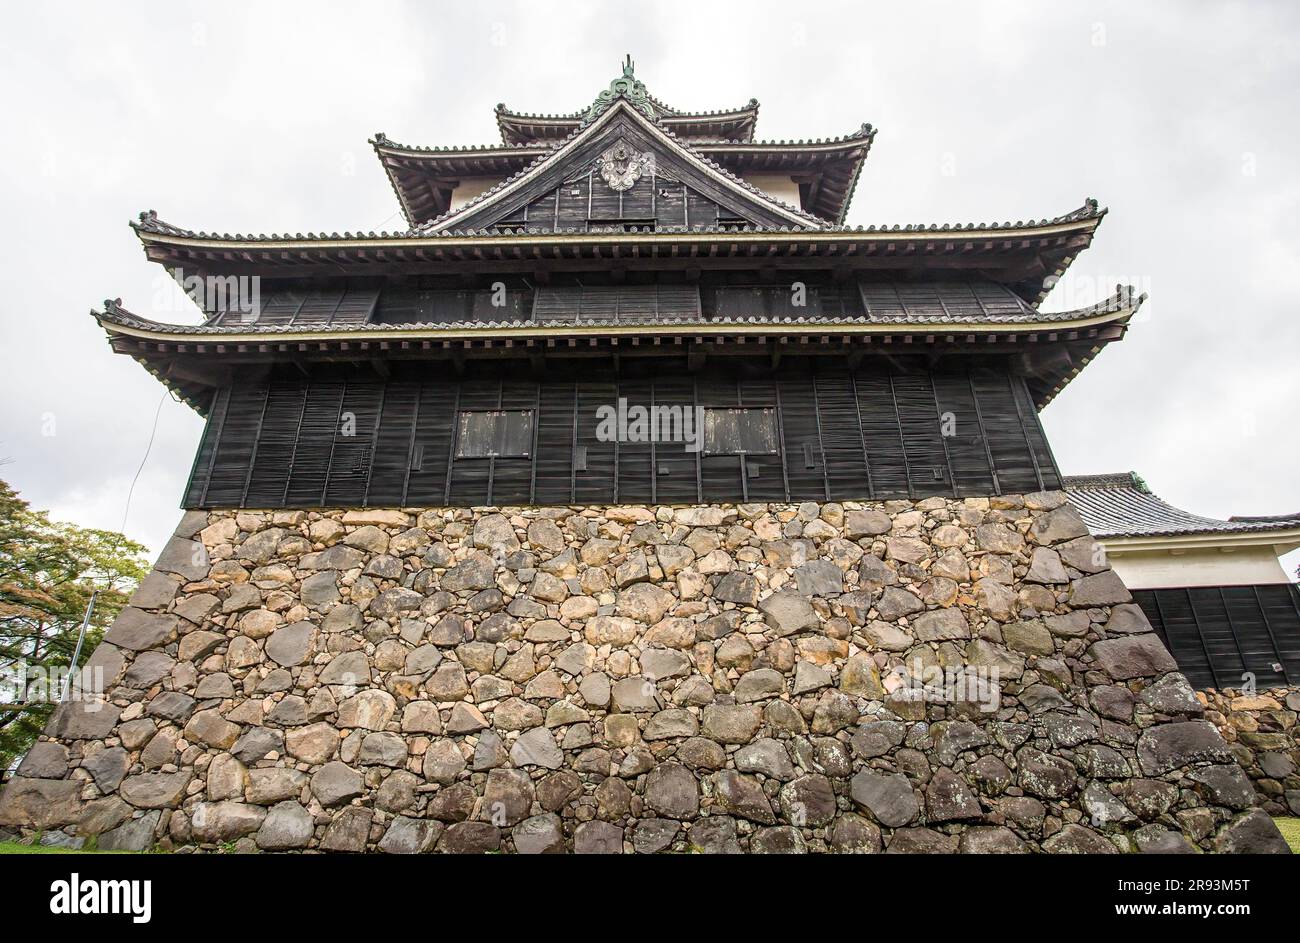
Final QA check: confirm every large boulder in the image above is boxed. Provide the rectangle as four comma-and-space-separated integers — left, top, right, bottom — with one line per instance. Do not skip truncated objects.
1136, 721, 1232, 775
120, 772, 192, 809
256, 801, 316, 850
190, 801, 266, 842
644, 764, 699, 820
849, 770, 919, 827
1213, 811, 1291, 854
1090, 634, 1178, 680
0, 778, 82, 829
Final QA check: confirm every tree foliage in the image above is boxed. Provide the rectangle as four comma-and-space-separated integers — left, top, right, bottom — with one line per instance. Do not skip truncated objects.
0, 479, 149, 771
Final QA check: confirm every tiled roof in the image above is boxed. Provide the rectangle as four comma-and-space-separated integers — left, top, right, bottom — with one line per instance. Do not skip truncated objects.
494, 97, 761, 144
372, 126, 875, 226
414, 100, 831, 233
371, 134, 547, 157
680, 126, 875, 150
132, 198, 1104, 244
495, 97, 758, 123
95, 284, 1140, 336
1064, 472, 1300, 539
372, 125, 874, 157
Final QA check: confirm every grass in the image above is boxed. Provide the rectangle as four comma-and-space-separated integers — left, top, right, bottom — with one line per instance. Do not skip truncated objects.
0, 841, 135, 854
1274, 817, 1300, 854
0, 832, 144, 855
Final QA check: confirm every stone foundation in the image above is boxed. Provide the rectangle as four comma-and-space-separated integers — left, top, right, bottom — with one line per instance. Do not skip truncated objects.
1201, 687, 1300, 817
0, 495, 1290, 853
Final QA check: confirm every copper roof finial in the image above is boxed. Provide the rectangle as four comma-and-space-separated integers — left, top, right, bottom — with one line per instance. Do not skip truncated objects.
583, 55, 655, 125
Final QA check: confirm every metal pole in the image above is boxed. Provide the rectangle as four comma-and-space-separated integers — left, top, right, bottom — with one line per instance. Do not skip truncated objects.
61, 590, 97, 702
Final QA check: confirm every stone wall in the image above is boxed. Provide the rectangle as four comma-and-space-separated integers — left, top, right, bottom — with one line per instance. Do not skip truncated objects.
0, 495, 1290, 853
1200, 687, 1300, 817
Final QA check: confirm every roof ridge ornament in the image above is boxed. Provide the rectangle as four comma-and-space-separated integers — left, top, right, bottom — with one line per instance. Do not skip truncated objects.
583, 54, 656, 126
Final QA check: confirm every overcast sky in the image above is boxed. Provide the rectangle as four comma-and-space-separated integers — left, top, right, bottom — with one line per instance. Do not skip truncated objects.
1, 0, 1296, 576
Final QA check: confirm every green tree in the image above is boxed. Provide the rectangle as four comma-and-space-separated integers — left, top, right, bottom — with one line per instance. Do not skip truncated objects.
0, 479, 149, 771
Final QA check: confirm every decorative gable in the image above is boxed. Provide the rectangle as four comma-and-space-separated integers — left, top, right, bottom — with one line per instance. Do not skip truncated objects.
491, 140, 753, 233
428, 102, 822, 234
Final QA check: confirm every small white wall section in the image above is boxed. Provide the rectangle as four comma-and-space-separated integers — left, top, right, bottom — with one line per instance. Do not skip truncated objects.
740, 173, 802, 209
1106, 546, 1292, 589
450, 177, 502, 211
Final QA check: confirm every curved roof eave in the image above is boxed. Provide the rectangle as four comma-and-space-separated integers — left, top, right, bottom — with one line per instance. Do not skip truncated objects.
95, 288, 1139, 342
128, 200, 1106, 307
1065, 472, 1300, 541
494, 98, 761, 143
130, 200, 1105, 248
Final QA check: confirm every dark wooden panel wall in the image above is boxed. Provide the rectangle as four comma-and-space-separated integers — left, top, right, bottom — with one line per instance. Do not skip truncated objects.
183, 361, 1061, 510
226, 281, 1033, 329
496, 169, 744, 233
1134, 584, 1300, 689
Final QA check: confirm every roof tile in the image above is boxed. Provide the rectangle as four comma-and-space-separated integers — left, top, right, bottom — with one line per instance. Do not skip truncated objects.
1064, 472, 1300, 538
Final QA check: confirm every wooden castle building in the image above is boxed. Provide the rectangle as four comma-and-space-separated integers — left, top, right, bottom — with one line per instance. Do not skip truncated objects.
100, 57, 1138, 511
3, 60, 1290, 854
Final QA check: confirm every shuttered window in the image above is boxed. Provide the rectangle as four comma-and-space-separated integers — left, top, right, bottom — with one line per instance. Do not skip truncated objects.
702, 408, 779, 456
230, 286, 380, 327
709, 286, 866, 320
375, 288, 528, 325
858, 281, 1034, 321
455, 410, 534, 459
532, 285, 701, 323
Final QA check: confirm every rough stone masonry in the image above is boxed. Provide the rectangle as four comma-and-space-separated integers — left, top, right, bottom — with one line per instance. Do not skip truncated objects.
0, 494, 1291, 853
1200, 687, 1300, 817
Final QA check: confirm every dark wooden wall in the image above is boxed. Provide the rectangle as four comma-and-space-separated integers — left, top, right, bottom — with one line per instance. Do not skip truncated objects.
1133, 584, 1300, 690
493, 168, 745, 233
213, 280, 1034, 328
183, 359, 1061, 510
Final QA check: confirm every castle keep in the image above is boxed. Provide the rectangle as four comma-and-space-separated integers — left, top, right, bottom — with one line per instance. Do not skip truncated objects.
0, 61, 1289, 853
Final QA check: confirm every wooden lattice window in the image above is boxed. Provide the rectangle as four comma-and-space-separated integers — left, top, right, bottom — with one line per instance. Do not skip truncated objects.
455, 410, 534, 459
702, 407, 779, 456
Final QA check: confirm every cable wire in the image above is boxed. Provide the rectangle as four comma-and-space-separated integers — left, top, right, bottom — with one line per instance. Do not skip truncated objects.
119, 388, 169, 535
64, 387, 170, 699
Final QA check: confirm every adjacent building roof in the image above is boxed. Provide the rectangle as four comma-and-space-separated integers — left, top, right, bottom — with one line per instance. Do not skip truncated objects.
1065, 472, 1300, 539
